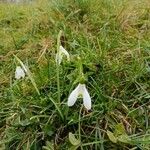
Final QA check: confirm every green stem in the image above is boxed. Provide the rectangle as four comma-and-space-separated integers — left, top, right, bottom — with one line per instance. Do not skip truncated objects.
78, 57, 85, 84
82, 141, 105, 146
78, 57, 83, 77
56, 64, 60, 103
57, 30, 62, 52
79, 105, 83, 150
56, 30, 62, 103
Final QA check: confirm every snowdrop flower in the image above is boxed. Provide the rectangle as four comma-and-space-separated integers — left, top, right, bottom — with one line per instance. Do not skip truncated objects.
56, 45, 70, 64
15, 66, 25, 79
67, 83, 91, 110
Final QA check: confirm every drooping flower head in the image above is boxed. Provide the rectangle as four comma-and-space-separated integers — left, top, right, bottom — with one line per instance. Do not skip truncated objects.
56, 45, 70, 65
67, 83, 91, 110
15, 66, 25, 79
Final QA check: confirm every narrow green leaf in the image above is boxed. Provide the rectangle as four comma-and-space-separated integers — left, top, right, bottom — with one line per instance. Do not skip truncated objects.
107, 130, 117, 143
118, 134, 131, 144
48, 96, 64, 120
114, 123, 126, 136
69, 145, 80, 150
69, 132, 81, 146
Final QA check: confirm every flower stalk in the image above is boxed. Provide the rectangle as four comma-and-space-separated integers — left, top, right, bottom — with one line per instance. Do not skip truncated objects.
56, 30, 62, 104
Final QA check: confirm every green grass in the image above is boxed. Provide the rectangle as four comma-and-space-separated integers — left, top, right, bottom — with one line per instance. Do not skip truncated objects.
0, 0, 150, 149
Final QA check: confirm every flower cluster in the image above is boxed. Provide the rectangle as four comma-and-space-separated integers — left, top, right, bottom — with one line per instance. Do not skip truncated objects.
15, 41, 92, 111
56, 45, 92, 110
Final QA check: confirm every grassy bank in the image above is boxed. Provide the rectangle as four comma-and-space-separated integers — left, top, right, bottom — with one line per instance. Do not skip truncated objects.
0, 0, 150, 149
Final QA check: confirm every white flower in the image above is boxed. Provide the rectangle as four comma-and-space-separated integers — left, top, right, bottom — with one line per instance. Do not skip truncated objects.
15, 66, 25, 79
67, 83, 92, 110
56, 45, 70, 64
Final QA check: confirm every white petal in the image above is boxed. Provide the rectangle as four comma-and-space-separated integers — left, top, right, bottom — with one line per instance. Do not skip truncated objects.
67, 84, 80, 107
83, 85, 91, 110
15, 66, 25, 79
59, 45, 70, 61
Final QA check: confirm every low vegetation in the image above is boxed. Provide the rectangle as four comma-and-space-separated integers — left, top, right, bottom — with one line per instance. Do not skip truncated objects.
0, 0, 150, 149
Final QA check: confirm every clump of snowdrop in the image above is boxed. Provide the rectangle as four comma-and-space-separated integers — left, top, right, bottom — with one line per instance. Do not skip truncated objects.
67, 83, 92, 110
15, 66, 25, 79
56, 45, 70, 65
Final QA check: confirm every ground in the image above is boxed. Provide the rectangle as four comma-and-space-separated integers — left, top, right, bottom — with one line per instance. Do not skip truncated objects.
0, 0, 150, 149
